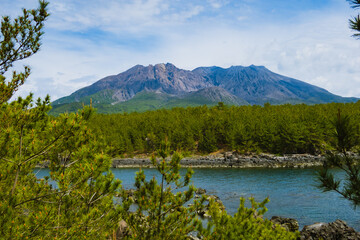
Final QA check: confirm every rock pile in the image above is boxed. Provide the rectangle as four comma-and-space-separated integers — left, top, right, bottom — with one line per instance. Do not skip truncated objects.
111, 152, 325, 168
270, 217, 360, 240
300, 219, 360, 240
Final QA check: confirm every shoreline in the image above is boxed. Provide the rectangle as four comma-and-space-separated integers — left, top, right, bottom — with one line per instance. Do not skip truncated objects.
111, 152, 325, 168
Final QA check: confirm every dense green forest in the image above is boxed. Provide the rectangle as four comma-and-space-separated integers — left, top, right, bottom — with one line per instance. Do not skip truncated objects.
86, 101, 360, 157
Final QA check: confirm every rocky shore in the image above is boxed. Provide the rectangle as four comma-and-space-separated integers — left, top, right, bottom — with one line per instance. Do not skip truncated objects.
271, 217, 360, 240
112, 152, 325, 168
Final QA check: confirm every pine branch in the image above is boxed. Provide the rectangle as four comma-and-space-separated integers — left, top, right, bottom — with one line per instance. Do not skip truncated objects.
348, 0, 360, 8
349, 15, 360, 38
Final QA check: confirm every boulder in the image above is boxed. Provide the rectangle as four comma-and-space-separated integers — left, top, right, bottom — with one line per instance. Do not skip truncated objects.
300, 219, 360, 240
270, 216, 299, 232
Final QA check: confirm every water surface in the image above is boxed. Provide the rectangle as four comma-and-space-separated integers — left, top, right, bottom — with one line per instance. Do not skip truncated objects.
35, 167, 360, 230
111, 167, 360, 230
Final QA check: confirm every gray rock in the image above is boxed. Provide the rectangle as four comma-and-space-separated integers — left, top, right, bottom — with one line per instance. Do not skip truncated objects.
110, 152, 326, 168
300, 219, 360, 240
271, 216, 299, 232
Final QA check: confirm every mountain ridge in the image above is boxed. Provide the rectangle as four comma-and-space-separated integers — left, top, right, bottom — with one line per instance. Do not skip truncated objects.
51, 63, 358, 114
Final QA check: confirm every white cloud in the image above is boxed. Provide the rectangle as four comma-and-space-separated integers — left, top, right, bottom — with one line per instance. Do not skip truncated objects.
46, 0, 164, 33
45, 0, 206, 34
165, 5, 204, 23
4, 0, 360, 101
207, 0, 229, 9
237, 16, 248, 21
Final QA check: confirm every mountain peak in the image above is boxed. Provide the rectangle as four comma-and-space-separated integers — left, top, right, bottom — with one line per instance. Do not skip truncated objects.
154, 63, 166, 71
248, 64, 266, 70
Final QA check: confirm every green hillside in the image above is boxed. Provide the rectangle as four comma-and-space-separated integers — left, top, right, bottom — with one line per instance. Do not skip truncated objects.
50, 90, 248, 115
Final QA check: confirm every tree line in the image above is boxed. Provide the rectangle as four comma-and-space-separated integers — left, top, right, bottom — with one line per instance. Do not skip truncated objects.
87, 101, 360, 157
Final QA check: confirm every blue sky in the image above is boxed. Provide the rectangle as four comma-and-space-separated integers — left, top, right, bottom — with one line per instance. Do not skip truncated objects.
2, 0, 360, 100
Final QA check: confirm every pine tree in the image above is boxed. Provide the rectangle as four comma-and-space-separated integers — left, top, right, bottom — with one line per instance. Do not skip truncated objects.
120, 141, 206, 239
197, 197, 299, 239
317, 110, 360, 206
317, 1, 360, 208
0, 2, 122, 238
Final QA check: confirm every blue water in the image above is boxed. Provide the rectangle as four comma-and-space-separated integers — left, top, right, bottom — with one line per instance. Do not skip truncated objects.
34, 167, 360, 230
112, 167, 360, 230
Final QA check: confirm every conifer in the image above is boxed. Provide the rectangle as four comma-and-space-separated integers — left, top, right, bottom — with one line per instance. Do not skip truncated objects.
0, 2, 122, 238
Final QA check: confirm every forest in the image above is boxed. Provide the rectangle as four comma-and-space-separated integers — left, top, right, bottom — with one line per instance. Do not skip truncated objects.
86, 101, 360, 157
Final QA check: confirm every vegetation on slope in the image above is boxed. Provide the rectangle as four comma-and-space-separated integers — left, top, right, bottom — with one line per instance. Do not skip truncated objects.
50, 89, 249, 115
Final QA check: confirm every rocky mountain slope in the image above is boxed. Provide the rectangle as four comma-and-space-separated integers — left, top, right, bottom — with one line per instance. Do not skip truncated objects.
51, 63, 357, 114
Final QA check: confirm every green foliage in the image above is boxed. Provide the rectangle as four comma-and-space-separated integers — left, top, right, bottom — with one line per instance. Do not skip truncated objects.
0, 2, 121, 238
120, 142, 205, 239
0, 1, 49, 104
86, 102, 360, 156
318, 110, 360, 206
332, 110, 358, 153
0, 98, 122, 239
198, 197, 299, 240
198, 129, 218, 153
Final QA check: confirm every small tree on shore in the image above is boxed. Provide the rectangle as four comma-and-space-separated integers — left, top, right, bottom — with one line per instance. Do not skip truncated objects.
197, 197, 299, 239
317, 110, 360, 206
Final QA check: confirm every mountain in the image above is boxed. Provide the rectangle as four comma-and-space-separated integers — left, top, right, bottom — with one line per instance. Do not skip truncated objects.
51, 63, 357, 114
193, 65, 357, 104
54, 63, 213, 105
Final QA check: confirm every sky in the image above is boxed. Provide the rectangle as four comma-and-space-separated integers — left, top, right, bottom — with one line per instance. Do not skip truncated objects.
2, 0, 360, 101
